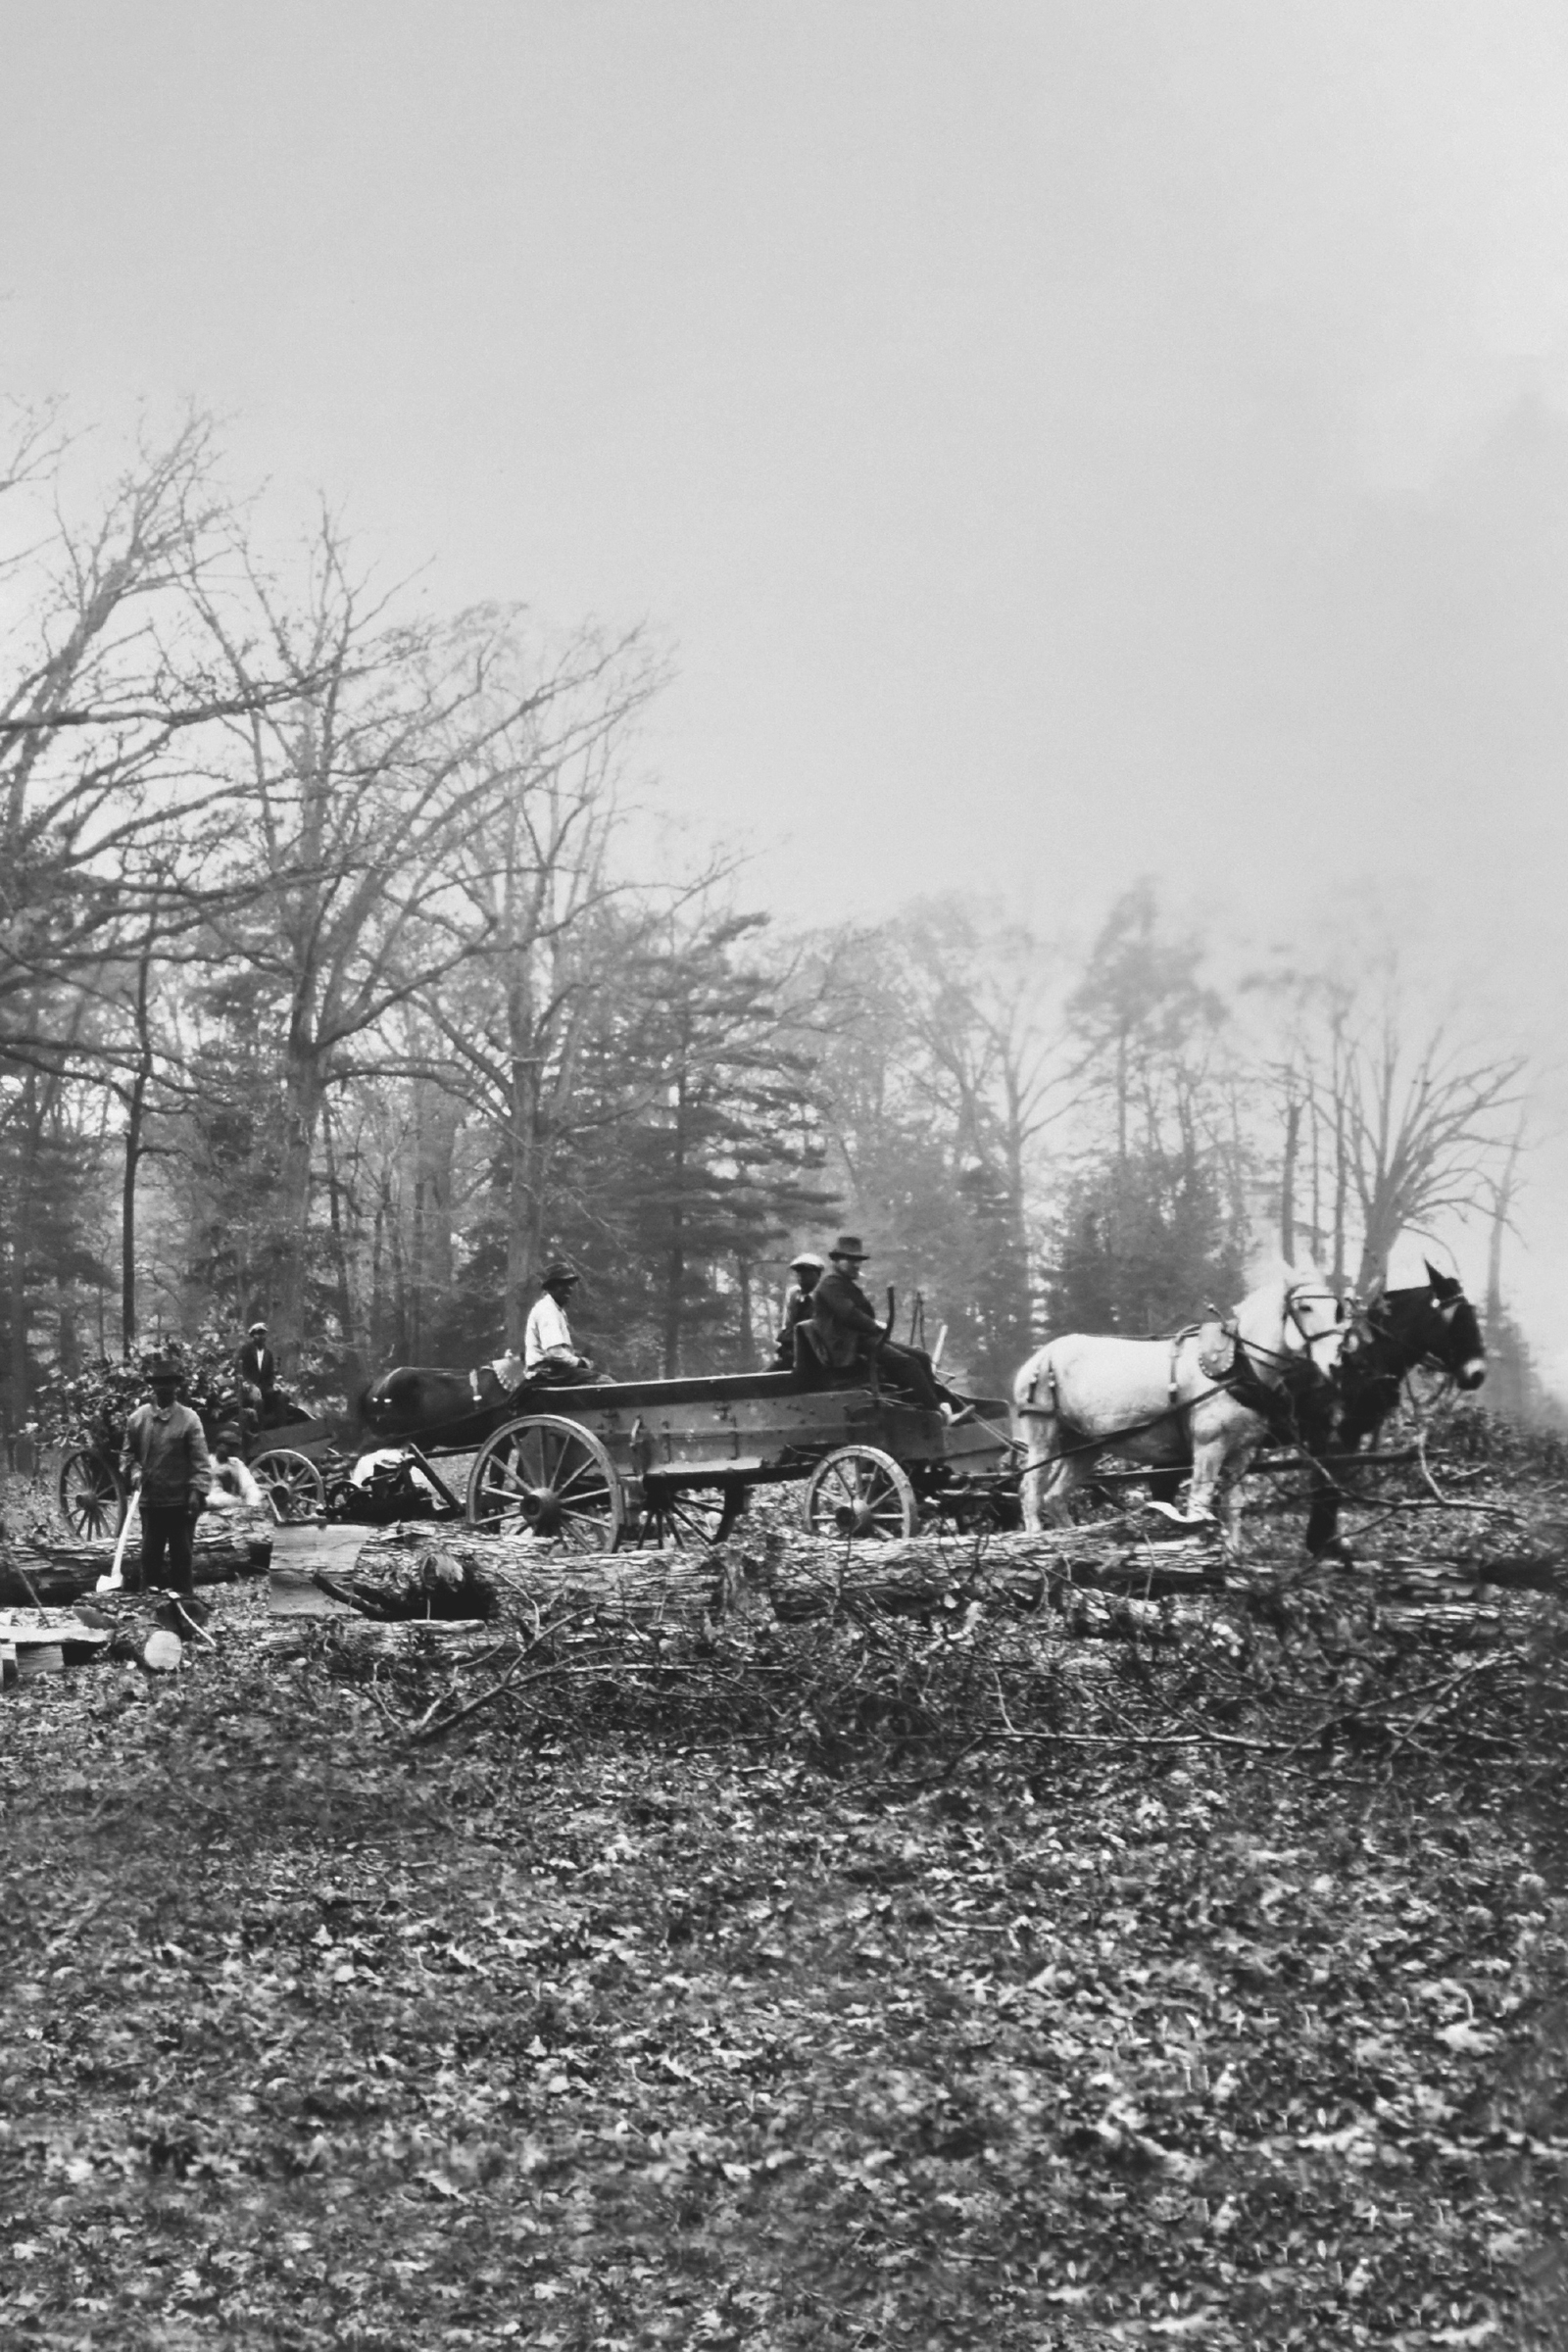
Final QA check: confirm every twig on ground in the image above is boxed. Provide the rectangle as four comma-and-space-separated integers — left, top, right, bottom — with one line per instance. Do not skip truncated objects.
411, 1655, 564, 1746
172, 1597, 218, 1649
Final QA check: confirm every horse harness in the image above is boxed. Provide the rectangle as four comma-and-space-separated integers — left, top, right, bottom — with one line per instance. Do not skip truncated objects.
1018, 1282, 1343, 1459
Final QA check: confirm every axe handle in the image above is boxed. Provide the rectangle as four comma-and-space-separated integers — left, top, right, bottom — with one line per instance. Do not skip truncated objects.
99, 1487, 141, 1592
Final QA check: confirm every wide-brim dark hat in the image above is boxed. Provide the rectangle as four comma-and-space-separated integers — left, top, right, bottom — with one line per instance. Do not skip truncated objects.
541, 1259, 579, 1286
830, 1234, 868, 1260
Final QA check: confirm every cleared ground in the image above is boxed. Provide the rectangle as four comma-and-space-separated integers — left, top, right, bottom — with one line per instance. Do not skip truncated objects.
1, 1431, 1565, 2349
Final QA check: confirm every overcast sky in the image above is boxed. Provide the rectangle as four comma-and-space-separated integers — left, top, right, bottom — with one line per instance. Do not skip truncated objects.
6, 2, 1566, 1363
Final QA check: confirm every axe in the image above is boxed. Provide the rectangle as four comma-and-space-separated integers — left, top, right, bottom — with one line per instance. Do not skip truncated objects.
96, 1486, 140, 1594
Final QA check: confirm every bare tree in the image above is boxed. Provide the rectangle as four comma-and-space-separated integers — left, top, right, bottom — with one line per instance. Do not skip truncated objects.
1340, 1014, 1524, 1288
895, 898, 1075, 1253
1248, 960, 1526, 1292
191, 521, 660, 1363
421, 728, 632, 1348
0, 416, 245, 1059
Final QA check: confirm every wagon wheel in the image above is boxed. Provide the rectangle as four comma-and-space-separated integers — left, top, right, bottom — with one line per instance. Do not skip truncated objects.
466, 1415, 623, 1552
803, 1446, 920, 1542
635, 1482, 747, 1551
251, 1447, 326, 1523
58, 1448, 127, 1541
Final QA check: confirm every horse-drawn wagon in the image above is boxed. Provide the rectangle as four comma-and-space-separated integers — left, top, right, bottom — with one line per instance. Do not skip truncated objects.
367, 1364, 1019, 1549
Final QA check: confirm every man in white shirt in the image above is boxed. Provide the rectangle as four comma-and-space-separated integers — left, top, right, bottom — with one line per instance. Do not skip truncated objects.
209, 1428, 264, 1509
523, 1261, 600, 1386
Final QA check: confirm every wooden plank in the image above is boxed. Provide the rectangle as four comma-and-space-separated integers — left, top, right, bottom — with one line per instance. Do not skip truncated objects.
0, 1610, 110, 1649
269, 1524, 376, 1616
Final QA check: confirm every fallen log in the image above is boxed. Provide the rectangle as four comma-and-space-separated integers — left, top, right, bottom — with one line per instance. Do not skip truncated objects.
304, 1522, 1220, 1633
312, 1525, 504, 1621
320, 1530, 722, 1630
740, 1527, 1221, 1615
266, 1616, 504, 1665
258, 1516, 1548, 1646
0, 1511, 273, 1606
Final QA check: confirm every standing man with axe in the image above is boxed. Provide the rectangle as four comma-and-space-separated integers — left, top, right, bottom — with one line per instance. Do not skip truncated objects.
119, 1355, 213, 1597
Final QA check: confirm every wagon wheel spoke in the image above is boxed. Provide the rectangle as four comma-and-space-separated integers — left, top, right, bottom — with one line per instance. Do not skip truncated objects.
635, 1484, 744, 1550
58, 1449, 126, 1541
251, 1449, 326, 1523
803, 1446, 918, 1542
466, 1415, 623, 1552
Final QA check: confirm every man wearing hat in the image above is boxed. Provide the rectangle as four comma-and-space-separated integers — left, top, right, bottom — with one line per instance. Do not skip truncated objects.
773, 1250, 826, 1368
811, 1236, 949, 1412
236, 1318, 292, 1433
523, 1260, 600, 1386
120, 1356, 213, 1596
237, 1319, 276, 1404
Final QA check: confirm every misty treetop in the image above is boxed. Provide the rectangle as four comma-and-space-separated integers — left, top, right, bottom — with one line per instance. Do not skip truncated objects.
0, 410, 1539, 1425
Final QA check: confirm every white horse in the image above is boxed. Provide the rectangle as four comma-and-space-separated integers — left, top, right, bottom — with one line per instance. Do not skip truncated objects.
1011, 1274, 1349, 1536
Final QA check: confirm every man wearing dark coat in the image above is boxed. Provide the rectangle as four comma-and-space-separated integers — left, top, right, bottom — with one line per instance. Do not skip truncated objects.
120, 1355, 213, 1596
238, 1321, 276, 1398
810, 1235, 949, 1412
237, 1320, 291, 1431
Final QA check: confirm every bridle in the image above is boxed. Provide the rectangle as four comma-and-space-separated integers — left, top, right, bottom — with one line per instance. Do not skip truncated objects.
1242, 1281, 1348, 1383
1014, 1279, 1346, 1463
1358, 1281, 1480, 1382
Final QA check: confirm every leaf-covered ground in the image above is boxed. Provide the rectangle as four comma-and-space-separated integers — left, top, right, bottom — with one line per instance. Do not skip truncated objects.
3, 1461, 1567, 2348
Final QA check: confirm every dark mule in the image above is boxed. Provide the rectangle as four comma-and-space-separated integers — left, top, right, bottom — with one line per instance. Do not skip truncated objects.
1305, 1263, 1486, 1558
358, 1364, 516, 1447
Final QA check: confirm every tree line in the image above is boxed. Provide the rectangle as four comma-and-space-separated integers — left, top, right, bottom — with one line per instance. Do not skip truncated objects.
0, 410, 1541, 1425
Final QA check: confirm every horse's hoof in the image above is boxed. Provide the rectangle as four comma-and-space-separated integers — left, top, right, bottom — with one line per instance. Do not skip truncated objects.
1146, 1499, 1216, 1529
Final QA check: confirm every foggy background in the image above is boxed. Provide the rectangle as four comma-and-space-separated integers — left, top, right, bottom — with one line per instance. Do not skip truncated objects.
4, 0, 1563, 1382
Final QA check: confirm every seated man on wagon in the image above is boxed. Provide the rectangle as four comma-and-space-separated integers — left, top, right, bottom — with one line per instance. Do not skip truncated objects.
810, 1235, 959, 1415
237, 1321, 295, 1431
523, 1260, 605, 1387
773, 1251, 826, 1369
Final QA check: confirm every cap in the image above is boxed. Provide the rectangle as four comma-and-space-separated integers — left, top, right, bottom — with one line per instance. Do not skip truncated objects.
541, 1259, 579, 1286
790, 1251, 826, 1273
248, 1321, 268, 1336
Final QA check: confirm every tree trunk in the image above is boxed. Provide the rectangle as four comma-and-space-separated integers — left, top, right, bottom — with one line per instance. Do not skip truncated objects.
1331, 1093, 1348, 1294
736, 1254, 755, 1367
412, 1077, 458, 1355
321, 1110, 364, 1393
8, 1070, 38, 1425
504, 1070, 549, 1352
120, 1064, 148, 1358
119, 944, 156, 1358
273, 1035, 323, 1370
662, 1068, 689, 1378
1279, 1095, 1299, 1263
